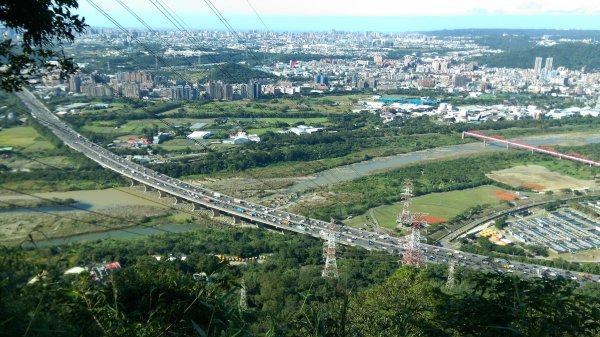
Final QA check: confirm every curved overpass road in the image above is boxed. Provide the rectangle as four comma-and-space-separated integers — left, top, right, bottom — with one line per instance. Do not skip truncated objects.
15, 89, 600, 284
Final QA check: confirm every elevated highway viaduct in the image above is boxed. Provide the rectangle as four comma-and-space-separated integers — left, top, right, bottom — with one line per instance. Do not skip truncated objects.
16, 89, 600, 283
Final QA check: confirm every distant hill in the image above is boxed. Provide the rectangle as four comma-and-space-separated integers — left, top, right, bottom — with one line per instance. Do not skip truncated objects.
422, 29, 600, 39
201, 62, 276, 83
473, 43, 600, 71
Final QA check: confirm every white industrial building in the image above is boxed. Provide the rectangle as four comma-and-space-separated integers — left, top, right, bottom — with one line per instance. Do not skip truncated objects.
187, 131, 213, 140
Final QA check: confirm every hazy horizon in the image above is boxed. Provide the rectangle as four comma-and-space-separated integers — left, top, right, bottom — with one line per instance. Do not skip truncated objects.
76, 0, 600, 33
81, 15, 600, 33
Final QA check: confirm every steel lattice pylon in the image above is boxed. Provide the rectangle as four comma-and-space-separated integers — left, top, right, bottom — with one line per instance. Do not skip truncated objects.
446, 260, 457, 289
398, 179, 426, 267
397, 179, 413, 225
240, 279, 248, 311
403, 216, 425, 267
322, 218, 339, 279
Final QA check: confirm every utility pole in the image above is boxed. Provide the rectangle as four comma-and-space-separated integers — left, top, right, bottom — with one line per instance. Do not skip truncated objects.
322, 218, 339, 279
446, 260, 457, 289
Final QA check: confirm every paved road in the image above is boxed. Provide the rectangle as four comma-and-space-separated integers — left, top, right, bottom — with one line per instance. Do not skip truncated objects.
16, 89, 600, 284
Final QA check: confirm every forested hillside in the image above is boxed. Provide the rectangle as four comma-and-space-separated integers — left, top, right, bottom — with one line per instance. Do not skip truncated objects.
1, 227, 598, 336
473, 43, 600, 71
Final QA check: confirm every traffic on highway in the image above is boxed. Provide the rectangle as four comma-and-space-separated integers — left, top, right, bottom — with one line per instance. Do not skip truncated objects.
16, 89, 600, 284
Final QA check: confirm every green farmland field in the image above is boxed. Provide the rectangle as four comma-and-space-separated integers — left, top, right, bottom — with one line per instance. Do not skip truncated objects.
344, 185, 510, 229
0, 126, 54, 151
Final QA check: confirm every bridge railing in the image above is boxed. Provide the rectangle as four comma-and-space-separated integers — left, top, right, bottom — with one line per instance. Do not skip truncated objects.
463, 131, 600, 167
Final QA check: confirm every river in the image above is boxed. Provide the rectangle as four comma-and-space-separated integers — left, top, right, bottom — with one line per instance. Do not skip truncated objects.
20, 223, 201, 248
287, 133, 600, 192
0, 188, 165, 213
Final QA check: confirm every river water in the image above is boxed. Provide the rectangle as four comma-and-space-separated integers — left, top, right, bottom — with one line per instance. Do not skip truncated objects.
20, 223, 201, 248
6, 133, 600, 247
287, 133, 600, 192
0, 188, 164, 214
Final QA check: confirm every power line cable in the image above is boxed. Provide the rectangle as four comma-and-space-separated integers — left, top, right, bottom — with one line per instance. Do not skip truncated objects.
154, 0, 196, 33
85, 0, 188, 80
81, 1, 348, 207
245, 0, 271, 33
201, 0, 263, 65
152, 0, 264, 82
1, 135, 331, 243
113, 1, 335, 195
0, 137, 231, 225
0, 199, 150, 246
88, 0, 283, 193
0, 186, 180, 235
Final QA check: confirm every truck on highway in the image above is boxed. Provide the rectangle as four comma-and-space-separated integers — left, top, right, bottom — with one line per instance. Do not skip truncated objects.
236, 207, 244, 213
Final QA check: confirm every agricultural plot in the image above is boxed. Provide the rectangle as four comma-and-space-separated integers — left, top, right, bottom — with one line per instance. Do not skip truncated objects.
487, 164, 597, 191
0, 126, 54, 151
344, 185, 511, 229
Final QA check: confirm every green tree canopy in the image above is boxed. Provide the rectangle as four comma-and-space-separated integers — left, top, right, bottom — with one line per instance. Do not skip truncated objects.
0, 0, 86, 91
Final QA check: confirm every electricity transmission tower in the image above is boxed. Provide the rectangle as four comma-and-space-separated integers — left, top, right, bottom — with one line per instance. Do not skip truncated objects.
397, 179, 413, 225
404, 216, 426, 267
322, 218, 339, 279
398, 179, 426, 267
240, 279, 248, 311
446, 260, 457, 289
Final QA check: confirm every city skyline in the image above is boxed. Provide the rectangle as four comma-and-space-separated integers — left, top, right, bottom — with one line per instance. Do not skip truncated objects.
77, 0, 600, 32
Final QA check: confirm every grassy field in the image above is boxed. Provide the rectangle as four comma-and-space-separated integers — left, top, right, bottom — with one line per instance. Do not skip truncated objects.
246, 127, 281, 135
82, 116, 331, 139
0, 126, 54, 151
487, 164, 597, 191
344, 185, 510, 229
82, 119, 162, 135
186, 145, 402, 181
240, 117, 329, 124
549, 248, 600, 262
157, 138, 201, 151
165, 97, 357, 116
494, 125, 600, 140
79, 102, 126, 114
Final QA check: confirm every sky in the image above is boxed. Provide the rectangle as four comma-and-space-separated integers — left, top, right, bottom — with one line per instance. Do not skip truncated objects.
76, 0, 600, 32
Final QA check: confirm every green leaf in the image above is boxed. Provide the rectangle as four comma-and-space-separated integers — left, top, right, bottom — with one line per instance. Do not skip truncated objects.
191, 320, 207, 337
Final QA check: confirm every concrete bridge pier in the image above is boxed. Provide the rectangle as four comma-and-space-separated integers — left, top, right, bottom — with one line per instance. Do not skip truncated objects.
173, 197, 181, 205
158, 190, 167, 199
232, 215, 240, 225
143, 184, 148, 192
210, 209, 220, 218
129, 179, 136, 188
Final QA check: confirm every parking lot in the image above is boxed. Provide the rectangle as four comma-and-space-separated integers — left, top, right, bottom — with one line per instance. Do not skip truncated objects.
506, 207, 600, 253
